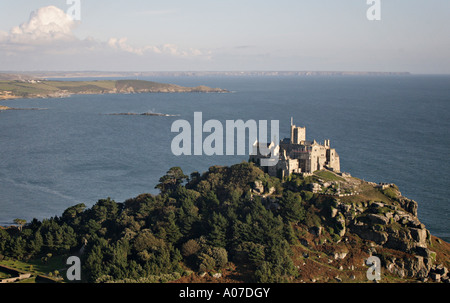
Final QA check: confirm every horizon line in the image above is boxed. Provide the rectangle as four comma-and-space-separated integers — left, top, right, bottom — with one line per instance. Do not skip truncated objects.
2, 70, 450, 76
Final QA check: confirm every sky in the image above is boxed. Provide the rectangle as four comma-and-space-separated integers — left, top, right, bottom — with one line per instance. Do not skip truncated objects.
0, 0, 449, 73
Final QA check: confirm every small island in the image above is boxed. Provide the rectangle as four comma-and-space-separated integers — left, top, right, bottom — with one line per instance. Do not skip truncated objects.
0, 105, 45, 111
106, 111, 180, 117
0, 79, 229, 100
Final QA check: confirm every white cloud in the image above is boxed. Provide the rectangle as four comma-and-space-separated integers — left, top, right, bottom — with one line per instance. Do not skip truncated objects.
0, 5, 207, 61
108, 37, 144, 55
7, 6, 76, 44
107, 37, 204, 58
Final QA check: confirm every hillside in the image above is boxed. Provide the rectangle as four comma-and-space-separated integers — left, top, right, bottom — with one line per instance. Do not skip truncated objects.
0, 163, 448, 283
0, 79, 228, 100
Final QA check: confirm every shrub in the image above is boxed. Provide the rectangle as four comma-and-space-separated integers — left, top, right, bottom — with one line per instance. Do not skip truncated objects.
301, 190, 314, 201
198, 253, 216, 272
209, 247, 228, 268
181, 239, 201, 257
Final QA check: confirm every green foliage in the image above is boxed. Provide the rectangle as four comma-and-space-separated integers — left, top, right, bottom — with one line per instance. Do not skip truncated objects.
382, 187, 399, 200
156, 167, 188, 194
279, 191, 306, 223
234, 242, 265, 266
301, 190, 314, 201
0, 162, 319, 282
304, 207, 322, 227
196, 246, 228, 272
207, 212, 228, 248
181, 239, 201, 257
314, 170, 344, 182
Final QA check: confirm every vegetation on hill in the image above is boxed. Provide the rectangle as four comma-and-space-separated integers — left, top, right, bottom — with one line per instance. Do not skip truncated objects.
0, 79, 228, 100
0, 162, 449, 283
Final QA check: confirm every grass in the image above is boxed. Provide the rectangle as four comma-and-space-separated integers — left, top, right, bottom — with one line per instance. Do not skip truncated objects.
0, 269, 12, 279
314, 170, 344, 182
382, 187, 399, 200
0, 79, 214, 99
0, 255, 67, 277
340, 183, 393, 205
0, 80, 116, 96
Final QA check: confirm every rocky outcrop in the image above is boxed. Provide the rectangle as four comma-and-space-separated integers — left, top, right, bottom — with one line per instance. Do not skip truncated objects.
351, 222, 388, 245
384, 255, 432, 279
326, 197, 439, 281
398, 197, 418, 217
251, 180, 276, 197
428, 264, 450, 283
253, 181, 264, 194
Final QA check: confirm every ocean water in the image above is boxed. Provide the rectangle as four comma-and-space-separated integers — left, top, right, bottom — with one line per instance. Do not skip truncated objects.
0, 75, 449, 241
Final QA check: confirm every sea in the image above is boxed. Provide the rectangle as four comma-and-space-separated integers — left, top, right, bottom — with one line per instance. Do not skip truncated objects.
0, 75, 449, 242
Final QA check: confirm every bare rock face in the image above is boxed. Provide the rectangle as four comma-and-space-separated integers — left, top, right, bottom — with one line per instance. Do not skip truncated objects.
350, 222, 388, 245
329, 192, 442, 281
334, 213, 346, 237
253, 181, 264, 194
386, 256, 432, 279
366, 213, 390, 225
398, 197, 418, 217
410, 228, 428, 247
428, 264, 450, 283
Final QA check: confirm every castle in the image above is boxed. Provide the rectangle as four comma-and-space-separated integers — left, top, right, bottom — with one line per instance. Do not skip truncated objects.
250, 118, 340, 178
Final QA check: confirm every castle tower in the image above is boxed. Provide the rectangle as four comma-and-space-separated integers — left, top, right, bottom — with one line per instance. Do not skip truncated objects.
290, 118, 306, 144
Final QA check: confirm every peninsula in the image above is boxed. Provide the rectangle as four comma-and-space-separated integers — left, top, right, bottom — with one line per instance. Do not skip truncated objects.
0, 79, 228, 101
0, 162, 449, 283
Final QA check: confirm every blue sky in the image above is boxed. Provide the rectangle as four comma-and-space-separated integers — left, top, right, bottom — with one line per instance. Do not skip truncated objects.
0, 0, 449, 73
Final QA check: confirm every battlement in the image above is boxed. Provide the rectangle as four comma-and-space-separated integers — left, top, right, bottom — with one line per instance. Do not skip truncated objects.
290, 117, 306, 144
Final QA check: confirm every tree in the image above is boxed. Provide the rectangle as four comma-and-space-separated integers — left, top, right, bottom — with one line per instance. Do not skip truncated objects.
84, 244, 105, 282
13, 218, 26, 231
29, 231, 43, 253
209, 247, 228, 268
10, 237, 26, 260
181, 239, 201, 257
164, 212, 182, 244
208, 212, 228, 248
198, 253, 216, 272
254, 262, 273, 283
156, 167, 188, 194
62, 203, 86, 222
133, 229, 163, 252
280, 192, 305, 223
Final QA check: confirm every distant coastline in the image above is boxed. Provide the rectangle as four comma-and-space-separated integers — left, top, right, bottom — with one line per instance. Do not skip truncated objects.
1, 71, 412, 80
0, 79, 229, 101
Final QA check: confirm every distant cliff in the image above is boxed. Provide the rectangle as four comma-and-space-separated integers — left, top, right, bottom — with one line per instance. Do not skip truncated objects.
1, 71, 412, 79
0, 79, 229, 100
